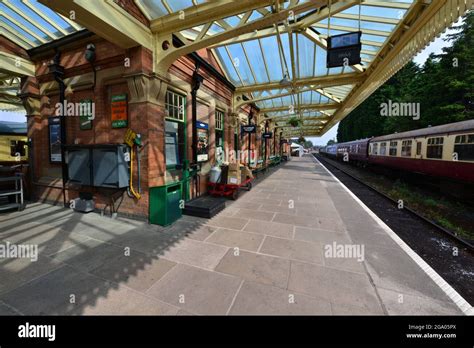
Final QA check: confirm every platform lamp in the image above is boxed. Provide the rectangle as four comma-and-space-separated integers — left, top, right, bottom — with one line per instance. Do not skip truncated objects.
48, 51, 67, 207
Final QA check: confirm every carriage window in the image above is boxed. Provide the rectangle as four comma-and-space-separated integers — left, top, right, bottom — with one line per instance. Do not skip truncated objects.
416, 141, 422, 155
401, 140, 412, 157
389, 141, 398, 156
454, 133, 474, 161
379, 142, 387, 156
373, 143, 378, 155
427, 137, 444, 159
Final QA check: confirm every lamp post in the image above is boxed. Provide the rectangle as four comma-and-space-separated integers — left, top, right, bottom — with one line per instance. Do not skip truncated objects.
247, 112, 253, 167
48, 51, 67, 207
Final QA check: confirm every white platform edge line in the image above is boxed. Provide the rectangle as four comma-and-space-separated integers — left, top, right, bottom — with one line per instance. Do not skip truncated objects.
312, 155, 473, 315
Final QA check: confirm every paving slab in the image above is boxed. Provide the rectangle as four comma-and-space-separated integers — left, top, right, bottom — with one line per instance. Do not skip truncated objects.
229, 281, 332, 315
161, 238, 228, 270
215, 249, 290, 289
288, 261, 384, 313
205, 228, 264, 252
146, 264, 241, 315
243, 219, 294, 239
259, 236, 323, 265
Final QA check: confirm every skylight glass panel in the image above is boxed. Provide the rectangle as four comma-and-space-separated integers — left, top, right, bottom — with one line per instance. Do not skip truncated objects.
226, 43, 256, 85
242, 40, 270, 84
297, 34, 315, 78
259, 36, 284, 82
214, 47, 242, 86
138, 0, 168, 18
167, 0, 195, 12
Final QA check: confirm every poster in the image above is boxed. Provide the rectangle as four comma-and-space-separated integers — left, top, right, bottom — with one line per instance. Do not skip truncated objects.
49, 117, 62, 162
111, 94, 128, 128
196, 121, 209, 162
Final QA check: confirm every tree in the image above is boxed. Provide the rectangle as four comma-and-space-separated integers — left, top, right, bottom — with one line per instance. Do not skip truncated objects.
337, 10, 474, 142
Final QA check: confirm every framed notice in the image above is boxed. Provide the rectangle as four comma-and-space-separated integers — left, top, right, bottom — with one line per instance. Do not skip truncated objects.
48, 117, 62, 163
111, 94, 128, 128
79, 99, 93, 130
196, 121, 209, 162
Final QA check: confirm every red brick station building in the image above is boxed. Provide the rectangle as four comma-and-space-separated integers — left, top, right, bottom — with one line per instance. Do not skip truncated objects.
2, 1, 288, 222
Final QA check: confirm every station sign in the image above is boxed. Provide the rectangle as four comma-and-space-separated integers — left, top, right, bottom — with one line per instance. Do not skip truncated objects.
241, 124, 256, 133
327, 31, 362, 68
262, 132, 273, 139
111, 94, 128, 128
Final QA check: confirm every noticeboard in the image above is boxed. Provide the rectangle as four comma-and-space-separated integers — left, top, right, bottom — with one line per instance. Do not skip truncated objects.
111, 94, 128, 128
196, 121, 209, 162
48, 117, 62, 163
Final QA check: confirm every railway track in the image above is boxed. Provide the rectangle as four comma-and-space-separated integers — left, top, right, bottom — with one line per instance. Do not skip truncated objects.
314, 153, 474, 306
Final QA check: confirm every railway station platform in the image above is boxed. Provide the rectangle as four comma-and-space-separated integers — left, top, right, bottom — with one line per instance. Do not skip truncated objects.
0, 156, 467, 315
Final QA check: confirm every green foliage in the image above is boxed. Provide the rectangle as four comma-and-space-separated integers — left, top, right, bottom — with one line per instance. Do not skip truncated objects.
327, 139, 336, 145
338, 11, 474, 142
304, 140, 313, 148
287, 117, 301, 127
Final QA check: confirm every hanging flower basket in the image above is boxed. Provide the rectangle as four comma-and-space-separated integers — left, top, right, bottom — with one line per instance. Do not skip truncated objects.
287, 117, 301, 127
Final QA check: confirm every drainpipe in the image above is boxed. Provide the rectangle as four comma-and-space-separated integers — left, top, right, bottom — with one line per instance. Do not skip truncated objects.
191, 66, 203, 164
189, 66, 203, 199
49, 51, 67, 207
248, 112, 253, 167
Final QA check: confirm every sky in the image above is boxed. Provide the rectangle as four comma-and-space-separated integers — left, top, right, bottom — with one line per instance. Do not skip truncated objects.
0, 17, 463, 143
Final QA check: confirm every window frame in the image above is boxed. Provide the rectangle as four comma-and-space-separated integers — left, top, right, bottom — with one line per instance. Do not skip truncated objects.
165, 90, 187, 170
426, 136, 444, 159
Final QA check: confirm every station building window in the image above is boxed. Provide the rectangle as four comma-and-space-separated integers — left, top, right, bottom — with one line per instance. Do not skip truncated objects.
215, 110, 224, 149
401, 140, 412, 157
165, 90, 186, 168
454, 134, 474, 161
379, 142, 387, 156
389, 141, 398, 156
427, 137, 444, 159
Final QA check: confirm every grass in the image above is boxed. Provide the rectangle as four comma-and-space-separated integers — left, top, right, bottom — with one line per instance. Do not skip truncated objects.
386, 180, 473, 240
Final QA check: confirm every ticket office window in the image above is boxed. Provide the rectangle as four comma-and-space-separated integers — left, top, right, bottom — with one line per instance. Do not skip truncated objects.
165, 90, 186, 169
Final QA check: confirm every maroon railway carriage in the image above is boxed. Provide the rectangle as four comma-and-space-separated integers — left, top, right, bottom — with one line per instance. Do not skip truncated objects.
336, 139, 371, 163
368, 120, 474, 184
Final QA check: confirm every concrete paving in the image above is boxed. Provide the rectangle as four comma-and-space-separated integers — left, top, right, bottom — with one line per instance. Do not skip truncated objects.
0, 156, 464, 315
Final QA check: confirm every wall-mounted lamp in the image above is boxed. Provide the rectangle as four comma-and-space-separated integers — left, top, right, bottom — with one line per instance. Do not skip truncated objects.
85, 43, 96, 63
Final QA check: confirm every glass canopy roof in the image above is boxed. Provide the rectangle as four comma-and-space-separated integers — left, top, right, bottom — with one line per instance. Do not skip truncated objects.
0, 0, 83, 49
2, 0, 461, 137
154, 0, 416, 136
